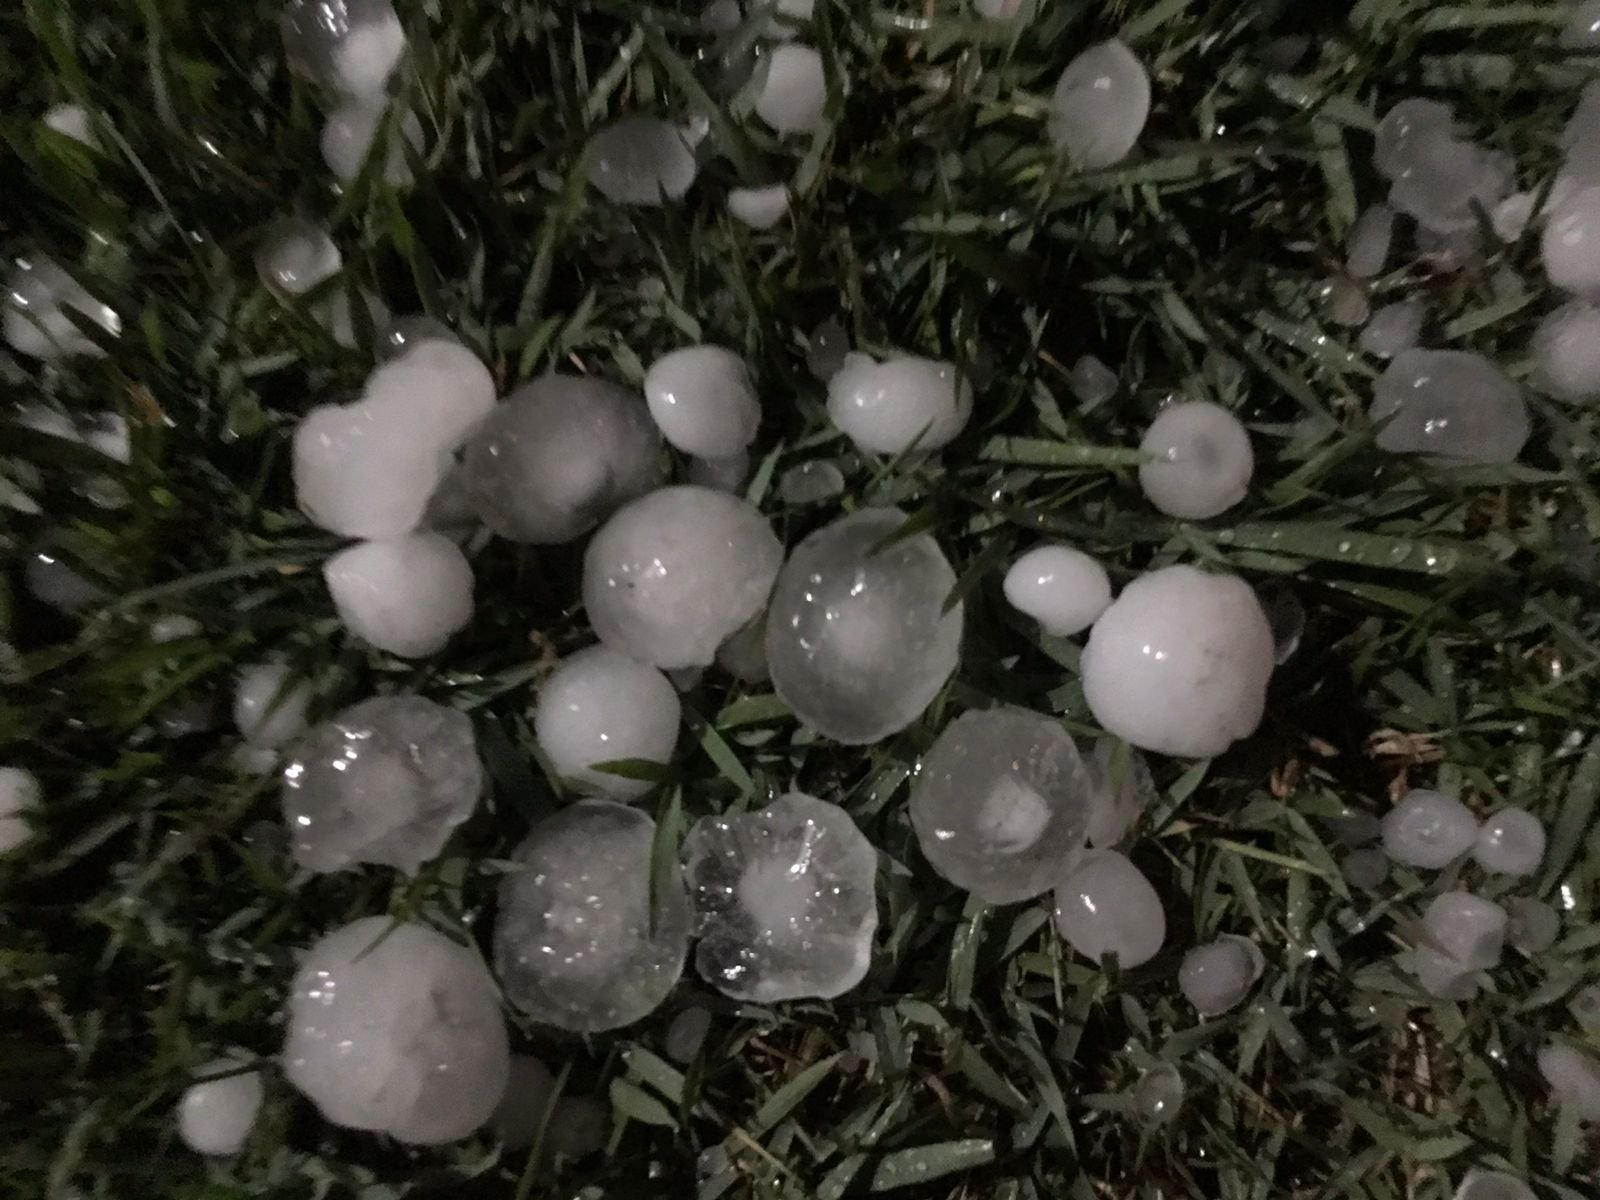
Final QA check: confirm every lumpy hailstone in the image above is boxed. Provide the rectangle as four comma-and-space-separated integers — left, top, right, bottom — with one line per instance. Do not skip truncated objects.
283, 918, 508, 1144
1054, 850, 1165, 969
532, 645, 681, 800
684, 793, 878, 1001
728, 184, 789, 230
1002, 545, 1111, 638
827, 354, 973, 455
1472, 806, 1545, 876
1080, 566, 1274, 758
281, 0, 407, 97
1373, 99, 1511, 236
1380, 789, 1475, 869
1538, 1043, 1600, 1120
1138, 401, 1254, 520
586, 117, 698, 206
178, 1059, 263, 1155
1535, 302, 1600, 401
1370, 350, 1529, 464
644, 346, 761, 458
494, 800, 691, 1032
766, 507, 962, 744
4, 257, 120, 359
233, 662, 313, 748
321, 99, 423, 185
1179, 935, 1264, 1016
323, 532, 473, 658
754, 44, 826, 135
1048, 40, 1150, 169
0, 768, 40, 855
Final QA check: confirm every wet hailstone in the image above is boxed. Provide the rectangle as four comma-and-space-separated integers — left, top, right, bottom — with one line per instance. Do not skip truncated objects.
1423, 892, 1506, 971
255, 219, 342, 297
233, 662, 313, 749
1068, 354, 1119, 408
1317, 276, 1371, 327
1452, 1170, 1535, 1200
686, 450, 749, 493
43, 103, 96, 149
494, 800, 691, 1031
1506, 897, 1559, 954
281, 0, 407, 97
1133, 1065, 1184, 1125
378, 313, 460, 360
1138, 401, 1254, 520
644, 346, 761, 459
1179, 935, 1265, 1016
1083, 740, 1152, 848
585, 117, 699, 206
766, 507, 962, 745
1493, 191, 1537, 244
1537, 1042, 1600, 1120
178, 1058, 263, 1156
321, 99, 423, 185
1381, 789, 1476, 869
1370, 350, 1529, 464
728, 184, 790, 230
532, 644, 681, 800
778, 460, 846, 504
488, 1056, 609, 1155
323, 532, 473, 658
0, 768, 40, 855
4, 257, 120, 360
1002, 544, 1111, 638
1342, 848, 1389, 890
1047, 40, 1150, 170
281, 696, 480, 873
1571, 984, 1600, 1033
1542, 187, 1600, 296
283, 917, 509, 1144
1534, 301, 1600, 401
1373, 99, 1512, 236
1359, 299, 1426, 359
754, 44, 827, 135
1472, 806, 1545, 876
827, 353, 973, 455
665, 1006, 712, 1064
806, 317, 850, 382
1055, 850, 1165, 968
25, 550, 105, 612
1346, 203, 1395, 279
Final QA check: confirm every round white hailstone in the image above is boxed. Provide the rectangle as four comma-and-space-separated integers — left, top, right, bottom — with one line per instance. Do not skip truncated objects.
0, 768, 40, 854
1380, 789, 1476, 869
665, 1006, 712, 1064
765, 507, 962, 745
1370, 349, 1529, 463
150, 614, 202, 643
1452, 1170, 1535, 1200
1079, 565, 1274, 758
462, 375, 664, 544
1346, 203, 1395, 279
1543, 186, 1600, 296
1405, 946, 1478, 1001
532, 645, 681, 800
1534, 302, 1600, 401
685, 792, 878, 1001
909, 709, 1092, 905
1472, 806, 1545, 876
4, 257, 120, 360
378, 313, 460, 360
1373, 98, 1456, 179
806, 317, 850, 382
1387, 134, 1512, 237
494, 800, 691, 1031
283, 917, 509, 1144
323, 533, 473, 658
778, 460, 846, 504
1054, 850, 1165, 969
178, 1058, 263, 1156
25, 551, 105, 611
686, 450, 750, 493
1506, 897, 1559, 954
1493, 191, 1537, 243
728, 184, 790, 229
282, 0, 406, 97
583, 486, 783, 670
1133, 1065, 1184, 1125
43, 103, 96, 149
1538, 1043, 1600, 1120
644, 346, 761, 459
255, 219, 342, 297
1564, 0, 1600, 47
1047, 40, 1151, 170
1422, 891, 1507, 971
585, 117, 698, 206
827, 353, 974, 455
1083, 740, 1153, 848
233, 663, 313, 749
1358, 299, 1426, 359
331, 15, 407, 97
1138, 401, 1254, 520
1179, 935, 1265, 1016
321, 99, 423, 185
1002, 545, 1112, 638
1342, 848, 1389, 890
1068, 354, 1118, 407
754, 44, 827, 136
281, 695, 481, 874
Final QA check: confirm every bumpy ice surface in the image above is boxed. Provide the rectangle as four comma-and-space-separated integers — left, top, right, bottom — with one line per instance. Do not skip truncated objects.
1380, 788, 1476, 869
1002, 544, 1111, 637
1359, 299, 1426, 359
323, 532, 473, 658
1138, 401, 1253, 520
1371, 349, 1529, 463
1472, 806, 1545, 876
233, 662, 313, 748
585, 117, 698, 205
281, 0, 406, 97
827, 354, 973, 455
4, 257, 120, 360
178, 1059, 263, 1156
754, 44, 827, 135
643, 345, 761, 458
532, 644, 681, 800
1179, 935, 1264, 1016
1047, 40, 1150, 169
1054, 850, 1165, 968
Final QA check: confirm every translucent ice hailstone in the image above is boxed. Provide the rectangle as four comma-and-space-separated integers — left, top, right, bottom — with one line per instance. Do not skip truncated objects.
532, 645, 681, 800
1346, 203, 1395, 279
1083, 741, 1152, 848
1423, 891, 1506, 971
1359, 299, 1426, 359
283, 917, 509, 1144
1542, 186, 1600, 296
827, 353, 974, 455
778, 460, 845, 504
321, 98, 423, 185
1068, 354, 1119, 407
281, 695, 481, 873
754, 44, 826, 135
586, 117, 699, 206
1080, 565, 1274, 758
1179, 935, 1265, 1016
178, 1058, 263, 1155
806, 317, 850, 382
644, 346, 761, 458
684, 792, 877, 1001
1370, 349, 1529, 464
282, 0, 407, 98
255, 219, 342, 297
1048, 40, 1151, 170
1472, 806, 1545, 876
1534, 301, 1600, 400
766, 507, 962, 744
233, 662, 313, 748
1380, 788, 1476, 869
1453, 1170, 1535, 1200
1133, 1065, 1184, 1124
323, 532, 472, 658
494, 800, 691, 1031
43, 103, 96, 149
1138, 401, 1254, 520
4, 257, 120, 360
1373, 99, 1511, 236
462, 374, 663, 544
728, 184, 790, 229
583, 485, 783, 670
1002, 545, 1111, 637
1538, 1042, 1600, 1120
0, 768, 40, 854
1054, 850, 1165, 968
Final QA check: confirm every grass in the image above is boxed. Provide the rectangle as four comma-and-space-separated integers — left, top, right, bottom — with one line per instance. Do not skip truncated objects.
3, 0, 1600, 1196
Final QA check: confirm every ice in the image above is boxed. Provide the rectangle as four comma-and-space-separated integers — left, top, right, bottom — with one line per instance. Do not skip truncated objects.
255, 219, 342, 296
765, 507, 962, 744
323, 532, 473, 658
1002, 544, 1112, 637
1133, 1065, 1184, 1124
378, 314, 460, 360
282, 0, 406, 97
1317, 276, 1370, 327
494, 800, 691, 1031
583, 486, 782, 669
1564, 0, 1600, 47
1573, 984, 1600, 1032
0, 768, 40, 855
1542, 186, 1600, 295
1493, 192, 1536, 243
233, 662, 313, 748
1080, 565, 1274, 758
1048, 40, 1150, 170
684, 792, 877, 1001
1346, 203, 1395, 279
1179, 935, 1264, 1015
462, 374, 663, 544
283, 917, 509, 1143
665, 1006, 712, 1063
1472, 806, 1544, 876
827, 353, 973, 455
1374, 100, 1511, 235
1138, 401, 1253, 520
331, 16, 408, 98
585, 117, 699, 206
1422, 892, 1506, 970
488, 1056, 609, 1154
4, 257, 120, 360
1359, 299, 1426, 359
1373, 99, 1456, 179
778, 460, 845, 504
806, 317, 850, 382
1534, 301, 1600, 400
1404, 945, 1478, 1001
644, 345, 761, 458
1381, 788, 1475, 869
1538, 1043, 1600, 1119
178, 1058, 262, 1155
321, 99, 423, 185
1452, 1170, 1534, 1200
1083, 740, 1152, 848
532, 644, 681, 800
43, 103, 96, 149
281, 695, 480, 873
728, 184, 790, 229
754, 44, 827, 135
1054, 850, 1165, 968
1506, 897, 1559, 953
25, 550, 104, 612
1370, 349, 1529, 463
1068, 354, 1119, 407
686, 450, 749, 493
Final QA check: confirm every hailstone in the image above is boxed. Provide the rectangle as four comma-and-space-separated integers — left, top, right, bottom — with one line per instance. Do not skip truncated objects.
1054, 850, 1165, 969
1452, 1170, 1535, 1200
233, 662, 313, 749
1002, 544, 1112, 637
1082, 740, 1153, 848
728, 184, 790, 229
1068, 354, 1119, 407
1370, 349, 1529, 463
532, 644, 681, 800
1359, 299, 1426, 359
754, 44, 827, 135
1543, 186, 1600, 296
323, 533, 473, 658
1472, 807, 1545, 876
178, 1058, 263, 1156
1047, 40, 1150, 170
1534, 301, 1600, 400
827, 354, 973, 455
281, 0, 407, 97
1380, 789, 1476, 869
0, 768, 40, 855
255, 219, 342, 297
1178, 935, 1264, 1016
1538, 1042, 1600, 1120
321, 98, 423, 185
585, 117, 699, 206
644, 345, 761, 458
1422, 891, 1507, 971
778, 460, 846, 504
1138, 401, 1253, 520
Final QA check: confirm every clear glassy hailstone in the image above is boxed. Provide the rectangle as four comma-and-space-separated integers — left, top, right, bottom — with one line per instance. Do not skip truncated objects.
1080, 565, 1274, 758
1370, 349, 1529, 464
1471, 806, 1545, 876
1138, 401, 1254, 520
283, 917, 509, 1144
1452, 1170, 1535, 1200
1543, 186, 1600, 296
1422, 891, 1506, 971
1345, 203, 1395, 279
684, 792, 877, 1001
1083, 740, 1152, 848
532, 645, 681, 800
281, 695, 481, 874
1054, 850, 1165, 968
1380, 788, 1475, 869
1359, 299, 1426, 359
1179, 935, 1265, 1016
1002, 545, 1111, 638
765, 507, 962, 745
234, 662, 313, 748
1373, 99, 1511, 236
321, 99, 423, 185
827, 353, 974, 456
1534, 301, 1600, 401
728, 184, 790, 229
178, 1058, 263, 1156
778, 460, 846, 504
323, 532, 473, 658
754, 44, 827, 135
282, 0, 407, 98
1047, 40, 1151, 170
1133, 1065, 1184, 1124
585, 117, 699, 206
255, 219, 342, 297
4, 257, 120, 360
494, 800, 691, 1032
644, 345, 761, 459
1538, 1042, 1600, 1120
0, 767, 40, 855
1507, 898, 1559, 954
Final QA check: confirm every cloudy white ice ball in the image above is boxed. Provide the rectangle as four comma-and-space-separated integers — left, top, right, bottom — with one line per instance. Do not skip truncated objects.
1048, 40, 1151, 170
728, 184, 790, 230
1380, 789, 1475, 869
1534, 301, 1600, 401
1422, 891, 1506, 972
256, 219, 342, 297
178, 1059, 263, 1156
754, 44, 827, 135
586, 117, 699, 206
778, 460, 846, 505
1359, 299, 1426, 359
532, 645, 681, 800
1544, 187, 1600, 296
1370, 350, 1529, 464
827, 354, 973, 455
1179, 935, 1264, 1016
1452, 1171, 1535, 1200
1054, 850, 1165, 969
233, 662, 313, 749
1002, 545, 1111, 638
1138, 401, 1253, 520
1069, 354, 1119, 408
644, 346, 761, 459
323, 532, 473, 658
1471, 806, 1544, 876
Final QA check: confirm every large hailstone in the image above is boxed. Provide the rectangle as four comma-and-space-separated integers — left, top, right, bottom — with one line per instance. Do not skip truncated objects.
1423, 892, 1506, 971
1047, 40, 1151, 170
1001, 544, 1112, 637
1380, 789, 1475, 869
323, 533, 473, 658
1534, 302, 1600, 401
582, 486, 783, 670
1370, 350, 1529, 463
1472, 806, 1544, 876
234, 662, 313, 748
283, 917, 509, 1144
1539, 1043, 1600, 1120
585, 117, 698, 206
0, 768, 40, 854
4, 257, 120, 360
908, 708, 1092, 904
532, 645, 681, 800
643, 346, 761, 458
1543, 187, 1600, 296
1080, 565, 1274, 758
494, 800, 691, 1032
826, 354, 973, 455
1053, 850, 1165, 969
1373, 99, 1511, 236
281, 696, 481, 874
1179, 935, 1265, 1016
282, 0, 407, 98
683, 792, 877, 1001
178, 1058, 263, 1155
765, 507, 962, 745
754, 44, 827, 135
321, 98, 423, 185
1138, 401, 1254, 520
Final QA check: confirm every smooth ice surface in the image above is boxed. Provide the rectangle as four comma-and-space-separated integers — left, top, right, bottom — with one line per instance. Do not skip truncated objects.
1374, 99, 1456, 179
1002, 545, 1111, 637
754, 44, 826, 135
1069, 354, 1118, 407
644, 346, 761, 458
1138, 401, 1253, 520
583, 486, 782, 669
4, 257, 119, 360
684, 792, 877, 1001
1080, 565, 1274, 758
1472, 806, 1545, 876
282, 696, 480, 873
1507, 898, 1559, 954
1318, 276, 1370, 327
1083, 741, 1152, 848
283, 917, 508, 1144
323, 533, 473, 658
1359, 299, 1426, 359
178, 1059, 262, 1155
255, 220, 342, 296
1453, 1171, 1535, 1200
1179, 935, 1264, 1016
234, 662, 312, 748
43, 103, 96, 148
686, 451, 749, 493
909, 708, 1092, 904
806, 317, 850, 382
321, 99, 423, 185
778, 460, 846, 504
1543, 186, 1600, 295
282, 0, 406, 96
1370, 350, 1529, 463
586, 117, 698, 206
728, 184, 790, 229
1054, 850, 1165, 968
766, 507, 962, 744
0, 768, 40, 855
827, 353, 973, 455
1346, 203, 1395, 278
1048, 40, 1150, 169
494, 800, 691, 1031
1538, 1043, 1600, 1119
1565, 0, 1600, 48
1423, 891, 1506, 970
532, 645, 681, 800
1381, 789, 1476, 869
1133, 1065, 1184, 1124
463, 375, 663, 544
1374, 100, 1511, 235
1535, 301, 1600, 400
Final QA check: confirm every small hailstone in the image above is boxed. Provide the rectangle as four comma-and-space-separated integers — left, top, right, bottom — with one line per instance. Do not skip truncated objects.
321, 99, 423, 185
583, 486, 782, 670
1137, 401, 1253, 520
1133, 1065, 1184, 1124
255, 219, 342, 296
1047, 40, 1150, 170
25, 551, 104, 612
1068, 354, 1119, 407
178, 1058, 263, 1155
1002, 545, 1111, 638
754, 44, 827, 136
281, 696, 480, 873
1345, 204, 1395, 279
644, 346, 761, 459
1542, 186, 1600, 296
1564, 0, 1600, 47
1452, 1170, 1535, 1200
1538, 1042, 1600, 1120
233, 662, 313, 749
585, 117, 698, 206
778, 460, 845, 504
684, 792, 878, 1001
1381, 789, 1476, 869
0, 768, 40, 854
1080, 566, 1274, 758
728, 184, 790, 229
766, 507, 962, 745
1493, 191, 1537, 243
806, 317, 850, 382
1083, 741, 1152, 848
1506, 897, 1559, 954
1534, 301, 1600, 401
686, 450, 749, 493
43, 103, 96, 149
1422, 891, 1506, 971
532, 644, 681, 800
4, 257, 120, 360
1054, 850, 1165, 968
1179, 935, 1265, 1016
284, 917, 509, 1144
665, 1006, 712, 1064
323, 532, 473, 658
1370, 350, 1529, 464
1358, 299, 1426, 359
281, 0, 407, 97
1472, 807, 1545, 876
378, 314, 460, 360
494, 800, 691, 1031
827, 353, 973, 455
1317, 276, 1370, 327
